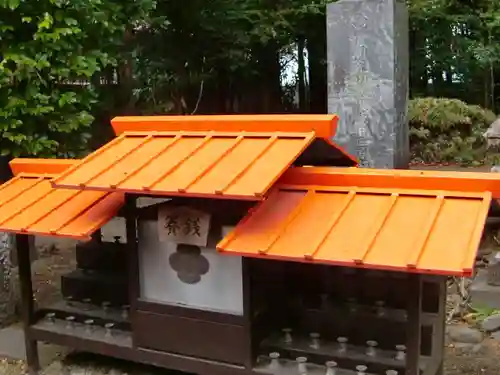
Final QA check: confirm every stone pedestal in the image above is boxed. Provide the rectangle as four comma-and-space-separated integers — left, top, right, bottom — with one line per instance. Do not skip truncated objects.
327, 0, 409, 168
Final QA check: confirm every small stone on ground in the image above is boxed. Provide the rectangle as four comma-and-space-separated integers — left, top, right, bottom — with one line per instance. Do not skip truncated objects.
490, 330, 500, 341
481, 313, 500, 332
447, 325, 483, 344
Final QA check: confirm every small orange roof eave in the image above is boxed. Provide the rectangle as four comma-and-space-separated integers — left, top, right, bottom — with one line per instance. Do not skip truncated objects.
9, 158, 77, 176
111, 114, 338, 139
0, 160, 125, 241
279, 166, 500, 198
1, 190, 125, 242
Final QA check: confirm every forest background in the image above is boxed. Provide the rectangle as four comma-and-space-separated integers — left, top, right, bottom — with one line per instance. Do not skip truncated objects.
1, 0, 500, 167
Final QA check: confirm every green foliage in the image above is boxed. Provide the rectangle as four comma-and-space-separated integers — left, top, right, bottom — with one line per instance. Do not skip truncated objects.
409, 97, 497, 165
0, 0, 155, 157
408, 0, 500, 108
408, 97, 496, 131
468, 305, 500, 324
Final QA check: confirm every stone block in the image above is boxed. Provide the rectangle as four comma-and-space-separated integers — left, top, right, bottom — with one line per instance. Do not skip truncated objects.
327, 0, 409, 168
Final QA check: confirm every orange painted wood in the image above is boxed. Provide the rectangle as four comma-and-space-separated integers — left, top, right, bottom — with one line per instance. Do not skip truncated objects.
218, 185, 491, 277
111, 114, 338, 139
51, 132, 316, 200
0, 174, 124, 240
280, 167, 500, 198
9, 158, 76, 176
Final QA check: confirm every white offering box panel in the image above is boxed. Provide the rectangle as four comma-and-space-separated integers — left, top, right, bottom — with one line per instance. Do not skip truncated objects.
138, 220, 244, 315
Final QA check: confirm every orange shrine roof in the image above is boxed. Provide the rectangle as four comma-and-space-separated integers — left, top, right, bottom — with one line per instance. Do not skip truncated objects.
0, 159, 124, 240
51, 115, 355, 200
218, 183, 490, 277
51, 131, 316, 200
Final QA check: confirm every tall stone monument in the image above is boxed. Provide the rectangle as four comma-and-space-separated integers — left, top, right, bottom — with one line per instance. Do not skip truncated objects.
327, 0, 409, 168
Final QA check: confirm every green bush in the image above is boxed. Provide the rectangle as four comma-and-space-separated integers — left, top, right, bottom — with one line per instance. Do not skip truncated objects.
408, 97, 497, 165
0, 0, 154, 158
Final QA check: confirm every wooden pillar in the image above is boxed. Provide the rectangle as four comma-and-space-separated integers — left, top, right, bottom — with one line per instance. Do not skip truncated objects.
433, 278, 446, 375
421, 277, 447, 375
15, 234, 39, 373
241, 257, 254, 370
125, 194, 140, 347
406, 274, 422, 375
90, 229, 102, 243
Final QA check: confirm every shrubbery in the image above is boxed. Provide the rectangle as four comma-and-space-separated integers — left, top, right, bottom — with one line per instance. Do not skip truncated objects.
409, 97, 497, 165
0, 0, 154, 158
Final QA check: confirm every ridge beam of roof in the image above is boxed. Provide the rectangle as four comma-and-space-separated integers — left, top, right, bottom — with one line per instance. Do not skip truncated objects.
111, 114, 338, 139
9, 158, 77, 176
279, 166, 500, 198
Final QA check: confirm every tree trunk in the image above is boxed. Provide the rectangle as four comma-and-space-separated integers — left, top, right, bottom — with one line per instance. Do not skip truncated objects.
118, 29, 136, 115
298, 36, 307, 112
256, 42, 283, 113
308, 34, 327, 113
409, 23, 428, 97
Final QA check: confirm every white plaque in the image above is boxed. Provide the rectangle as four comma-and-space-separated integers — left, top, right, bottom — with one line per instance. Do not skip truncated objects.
157, 206, 210, 247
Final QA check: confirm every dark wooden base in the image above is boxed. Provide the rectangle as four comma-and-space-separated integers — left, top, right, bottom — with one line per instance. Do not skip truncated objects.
30, 319, 248, 375
28, 319, 440, 375
27, 307, 441, 375
135, 310, 247, 365
259, 333, 430, 374
29, 318, 432, 375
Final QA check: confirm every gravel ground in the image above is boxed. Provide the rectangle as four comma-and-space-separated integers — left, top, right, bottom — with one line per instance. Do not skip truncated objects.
445, 338, 500, 375
0, 352, 183, 375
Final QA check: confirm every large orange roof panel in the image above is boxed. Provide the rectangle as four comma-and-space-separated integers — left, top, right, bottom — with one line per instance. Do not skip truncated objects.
51, 131, 317, 200
0, 159, 124, 240
218, 185, 491, 277
111, 114, 338, 138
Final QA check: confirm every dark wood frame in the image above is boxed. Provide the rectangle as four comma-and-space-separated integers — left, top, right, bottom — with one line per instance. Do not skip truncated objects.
406, 274, 422, 375
16, 234, 39, 373
16, 193, 447, 375
248, 261, 448, 375
422, 277, 447, 375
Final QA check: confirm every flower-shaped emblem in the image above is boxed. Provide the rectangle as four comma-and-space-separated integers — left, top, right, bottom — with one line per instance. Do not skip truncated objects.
169, 244, 209, 284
